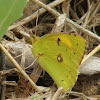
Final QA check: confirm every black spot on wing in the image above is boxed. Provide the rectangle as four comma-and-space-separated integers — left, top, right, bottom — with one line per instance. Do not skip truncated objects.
57, 38, 61, 46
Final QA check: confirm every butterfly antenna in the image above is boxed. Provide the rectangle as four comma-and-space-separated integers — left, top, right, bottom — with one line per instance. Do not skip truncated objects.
35, 10, 40, 36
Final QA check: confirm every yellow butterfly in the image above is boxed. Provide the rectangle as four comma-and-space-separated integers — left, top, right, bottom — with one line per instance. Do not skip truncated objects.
32, 33, 86, 91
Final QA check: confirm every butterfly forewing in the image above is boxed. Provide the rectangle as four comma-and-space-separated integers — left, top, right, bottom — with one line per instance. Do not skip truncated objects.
32, 33, 86, 91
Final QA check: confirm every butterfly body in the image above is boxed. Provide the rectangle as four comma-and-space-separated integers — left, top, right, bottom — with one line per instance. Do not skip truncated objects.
32, 33, 86, 91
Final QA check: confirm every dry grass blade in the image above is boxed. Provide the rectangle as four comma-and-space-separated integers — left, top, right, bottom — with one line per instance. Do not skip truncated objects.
51, 87, 63, 100
82, 44, 100, 64
31, 0, 100, 42
32, 0, 60, 17
0, 44, 41, 93
66, 18, 100, 42
8, 0, 66, 30
51, 14, 66, 33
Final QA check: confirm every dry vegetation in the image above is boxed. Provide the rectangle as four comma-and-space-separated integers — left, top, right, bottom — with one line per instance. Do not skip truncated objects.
0, 0, 100, 100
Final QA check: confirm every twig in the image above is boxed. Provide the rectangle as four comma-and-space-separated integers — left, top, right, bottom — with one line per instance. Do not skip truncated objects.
6, 31, 19, 41
1, 82, 6, 100
32, 0, 60, 17
1, 51, 6, 100
25, 56, 38, 70
88, 2, 100, 24
66, 18, 100, 42
68, 91, 98, 99
35, 10, 39, 35
51, 87, 63, 100
9, 0, 100, 42
51, 14, 66, 33
32, 0, 100, 42
82, 44, 100, 64
8, 0, 65, 30
30, 65, 43, 83
62, 1, 71, 17
0, 44, 41, 93
0, 68, 18, 76
1, 81, 17, 86
79, 1, 95, 22
82, 0, 91, 27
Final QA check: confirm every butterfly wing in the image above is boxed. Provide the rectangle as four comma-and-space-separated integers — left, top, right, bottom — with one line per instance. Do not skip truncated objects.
32, 33, 86, 91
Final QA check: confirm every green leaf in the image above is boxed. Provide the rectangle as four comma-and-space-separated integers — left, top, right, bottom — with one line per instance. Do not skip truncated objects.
0, 0, 27, 41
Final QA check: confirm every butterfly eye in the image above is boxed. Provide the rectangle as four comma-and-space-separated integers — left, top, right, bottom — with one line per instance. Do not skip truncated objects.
57, 54, 63, 63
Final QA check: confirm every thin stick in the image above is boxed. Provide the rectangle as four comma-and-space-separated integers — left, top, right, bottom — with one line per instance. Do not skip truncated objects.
8, 0, 65, 30
25, 57, 38, 70
82, 0, 91, 28
30, 65, 43, 83
32, 0, 60, 17
51, 14, 66, 33
82, 44, 100, 64
31, 0, 100, 42
9, 0, 100, 42
0, 44, 41, 93
51, 87, 63, 100
66, 18, 100, 42
1, 51, 6, 100
35, 10, 39, 36
88, 2, 100, 24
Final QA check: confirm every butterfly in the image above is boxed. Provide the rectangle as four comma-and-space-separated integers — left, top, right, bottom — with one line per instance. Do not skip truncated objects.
31, 33, 86, 91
